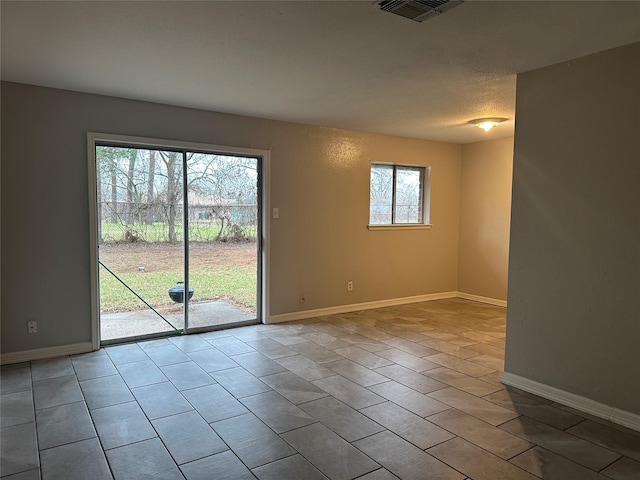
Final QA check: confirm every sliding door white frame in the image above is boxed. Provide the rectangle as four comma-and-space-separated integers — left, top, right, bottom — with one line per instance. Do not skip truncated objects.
87, 132, 270, 350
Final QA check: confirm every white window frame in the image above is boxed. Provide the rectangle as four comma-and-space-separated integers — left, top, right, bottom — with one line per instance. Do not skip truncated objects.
368, 162, 432, 231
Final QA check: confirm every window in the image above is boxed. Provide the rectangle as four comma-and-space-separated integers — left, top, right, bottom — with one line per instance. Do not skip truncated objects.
369, 163, 430, 227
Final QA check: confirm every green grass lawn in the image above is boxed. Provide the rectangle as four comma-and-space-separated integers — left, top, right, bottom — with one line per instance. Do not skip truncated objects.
100, 222, 257, 243
99, 265, 256, 312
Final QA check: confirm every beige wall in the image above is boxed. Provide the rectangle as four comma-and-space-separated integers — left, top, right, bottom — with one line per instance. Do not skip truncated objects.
458, 137, 513, 302
1, 82, 463, 355
505, 42, 640, 415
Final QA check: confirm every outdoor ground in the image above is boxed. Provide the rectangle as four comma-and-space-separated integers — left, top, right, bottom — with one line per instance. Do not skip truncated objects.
101, 241, 256, 272
98, 240, 257, 313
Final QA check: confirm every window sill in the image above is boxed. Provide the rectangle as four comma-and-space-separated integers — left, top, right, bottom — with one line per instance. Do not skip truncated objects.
367, 224, 432, 231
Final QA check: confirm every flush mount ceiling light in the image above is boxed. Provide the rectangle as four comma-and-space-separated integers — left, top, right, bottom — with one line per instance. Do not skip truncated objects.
468, 118, 507, 132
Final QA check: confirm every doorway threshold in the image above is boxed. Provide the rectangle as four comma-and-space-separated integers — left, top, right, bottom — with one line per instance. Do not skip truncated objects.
100, 300, 255, 345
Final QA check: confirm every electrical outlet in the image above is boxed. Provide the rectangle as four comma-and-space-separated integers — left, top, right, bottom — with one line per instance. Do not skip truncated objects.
347, 281, 353, 292
299, 292, 306, 304
27, 320, 38, 334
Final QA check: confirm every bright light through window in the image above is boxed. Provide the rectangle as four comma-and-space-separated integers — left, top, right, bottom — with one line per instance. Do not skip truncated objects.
369, 163, 429, 225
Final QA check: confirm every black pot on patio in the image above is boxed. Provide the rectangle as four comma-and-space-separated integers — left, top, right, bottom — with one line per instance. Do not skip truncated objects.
168, 281, 194, 303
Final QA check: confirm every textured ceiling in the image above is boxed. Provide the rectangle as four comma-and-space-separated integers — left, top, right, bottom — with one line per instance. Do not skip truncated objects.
2, 1, 639, 143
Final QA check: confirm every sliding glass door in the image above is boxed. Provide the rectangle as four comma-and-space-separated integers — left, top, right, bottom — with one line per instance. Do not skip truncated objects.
186, 152, 259, 330
95, 143, 260, 343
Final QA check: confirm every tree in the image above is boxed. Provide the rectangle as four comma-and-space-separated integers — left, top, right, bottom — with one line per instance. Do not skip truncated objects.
96, 146, 259, 243
187, 155, 258, 240
145, 150, 156, 224
158, 151, 183, 244
370, 164, 393, 223
96, 158, 104, 244
126, 149, 138, 224
97, 146, 147, 239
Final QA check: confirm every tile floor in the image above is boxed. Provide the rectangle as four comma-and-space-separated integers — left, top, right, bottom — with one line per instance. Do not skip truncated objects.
2, 298, 639, 479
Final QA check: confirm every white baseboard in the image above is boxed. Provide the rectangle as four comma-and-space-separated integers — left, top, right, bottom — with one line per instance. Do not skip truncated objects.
1, 342, 95, 365
456, 292, 507, 307
502, 372, 640, 432
268, 291, 458, 324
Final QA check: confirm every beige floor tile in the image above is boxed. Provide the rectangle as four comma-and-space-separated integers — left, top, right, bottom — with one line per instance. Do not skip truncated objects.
181, 450, 254, 480
501, 416, 621, 471
380, 337, 438, 357
446, 337, 481, 348
42, 438, 112, 480
33, 375, 84, 410
31, 357, 74, 381
419, 338, 480, 359
368, 380, 451, 417
211, 366, 271, 398
70, 353, 119, 381
477, 371, 505, 386
8, 298, 634, 480
338, 334, 389, 352
428, 387, 519, 425
312, 375, 385, 409
425, 367, 503, 396
552, 403, 640, 438
282, 423, 379, 480
466, 354, 504, 371
332, 346, 394, 369
240, 391, 316, 433
324, 358, 388, 386
354, 431, 465, 480
230, 351, 288, 377
428, 408, 532, 459
36, 401, 96, 450
304, 322, 350, 339
379, 326, 431, 343
460, 331, 500, 343
567, 420, 640, 462
375, 364, 448, 394
347, 324, 394, 341
274, 354, 333, 381
0, 366, 32, 395
484, 389, 584, 430
115, 360, 168, 389
105, 437, 182, 479
211, 413, 295, 469
0, 422, 39, 477
252, 454, 327, 480
428, 437, 539, 480
289, 341, 345, 362
426, 353, 495, 377
152, 410, 227, 465
361, 401, 454, 449
181, 383, 248, 423
260, 371, 328, 404
91, 401, 157, 450
245, 337, 297, 359
423, 329, 473, 342
510, 446, 606, 480
298, 396, 384, 442
466, 343, 505, 359
374, 348, 439, 372
356, 468, 402, 480
1, 390, 35, 428
600, 456, 640, 480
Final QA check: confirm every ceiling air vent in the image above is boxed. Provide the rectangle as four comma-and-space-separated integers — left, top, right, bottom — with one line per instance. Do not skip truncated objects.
377, 0, 463, 22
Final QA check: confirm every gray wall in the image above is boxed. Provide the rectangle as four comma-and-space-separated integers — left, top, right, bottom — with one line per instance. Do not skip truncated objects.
505, 42, 640, 414
1, 82, 463, 355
